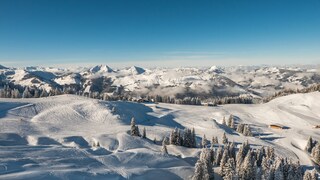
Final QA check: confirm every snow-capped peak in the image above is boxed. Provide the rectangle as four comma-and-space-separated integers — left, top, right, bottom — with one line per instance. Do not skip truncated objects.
0, 64, 9, 69
208, 65, 224, 73
128, 66, 145, 75
89, 65, 114, 73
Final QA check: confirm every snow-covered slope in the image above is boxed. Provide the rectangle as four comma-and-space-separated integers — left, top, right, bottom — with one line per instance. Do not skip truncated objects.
0, 92, 319, 179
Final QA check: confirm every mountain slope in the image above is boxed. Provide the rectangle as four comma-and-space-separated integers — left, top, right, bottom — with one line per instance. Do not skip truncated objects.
0, 92, 319, 179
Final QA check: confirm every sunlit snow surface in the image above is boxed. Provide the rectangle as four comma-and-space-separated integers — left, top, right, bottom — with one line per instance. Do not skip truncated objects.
0, 92, 319, 179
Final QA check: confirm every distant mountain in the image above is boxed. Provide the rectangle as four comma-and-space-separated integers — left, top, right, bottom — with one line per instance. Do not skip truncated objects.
128, 66, 145, 75
89, 65, 114, 73
0, 65, 319, 99
0, 64, 8, 69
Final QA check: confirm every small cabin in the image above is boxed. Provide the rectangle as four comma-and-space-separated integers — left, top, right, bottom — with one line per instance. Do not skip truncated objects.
269, 124, 285, 129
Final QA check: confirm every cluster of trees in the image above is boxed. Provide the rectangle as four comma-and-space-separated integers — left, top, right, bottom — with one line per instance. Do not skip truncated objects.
305, 136, 320, 165
127, 117, 318, 179
222, 115, 252, 137
263, 84, 320, 103
236, 123, 253, 136
168, 128, 197, 148
193, 141, 310, 180
0, 85, 79, 98
129, 117, 147, 140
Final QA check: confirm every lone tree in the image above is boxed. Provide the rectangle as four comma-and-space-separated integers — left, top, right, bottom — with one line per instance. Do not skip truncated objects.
202, 134, 208, 148
305, 136, 314, 153
130, 117, 140, 136
142, 127, 146, 139
222, 116, 226, 125
222, 132, 228, 144
161, 139, 168, 155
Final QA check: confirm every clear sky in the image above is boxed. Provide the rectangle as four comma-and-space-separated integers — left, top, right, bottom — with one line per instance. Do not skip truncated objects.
0, 0, 320, 67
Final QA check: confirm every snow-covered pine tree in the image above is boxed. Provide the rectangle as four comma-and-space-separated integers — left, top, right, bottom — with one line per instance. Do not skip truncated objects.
130, 117, 140, 136
273, 158, 284, 180
193, 160, 207, 180
161, 139, 168, 155
243, 125, 252, 136
261, 156, 274, 180
255, 164, 263, 180
215, 136, 219, 145
199, 148, 213, 179
266, 146, 275, 161
183, 128, 191, 147
228, 142, 236, 159
170, 129, 175, 145
236, 123, 245, 134
239, 150, 254, 180
142, 127, 146, 139
305, 136, 314, 153
202, 134, 208, 148
223, 158, 236, 180
230, 119, 235, 129
22, 87, 31, 98
311, 143, 320, 164
303, 171, 313, 180
191, 127, 196, 148
220, 148, 230, 176
256, 146, 266, 167
222, 132, 228, 144
222, 116, 226, 125
227, 115, 232, 127
40, 89, 48, 97
227, 115, 233, 127
215, 146, 223, 166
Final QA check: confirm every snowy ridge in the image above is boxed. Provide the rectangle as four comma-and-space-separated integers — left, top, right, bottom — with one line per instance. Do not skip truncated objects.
1, 65, 319, 99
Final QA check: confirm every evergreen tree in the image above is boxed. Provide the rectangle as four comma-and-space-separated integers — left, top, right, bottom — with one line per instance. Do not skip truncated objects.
215, 146, 223, 166
161, 139, 168, 155
273, 158, 284, 180
306, 136, 314, 153
236, 123, 245, 134
303, 171, 313, 180
199, 148, 213, 179
230, 119, 235, 129
243, 125, 252, 136
220, 148, 230, 176
223, 158, 236, 180
227, 115, 232, 127
193, 160, 208, 180
202, 134, 208, 148
222, 116, 226, 125
215, 136, 219, 144
142, 127, 146, 139
191, 127, 196, 148
222, 132, 228, 144
311, 143, 320, 164
130, 117, 140, 136
239, 150, 254, 180
310, 169, 318, 180
261, 156, 274, 180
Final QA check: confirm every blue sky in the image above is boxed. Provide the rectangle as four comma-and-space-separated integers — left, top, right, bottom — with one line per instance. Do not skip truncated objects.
0, 0, 319, 67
